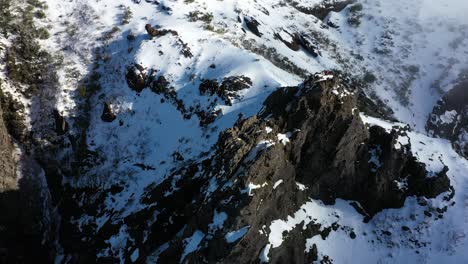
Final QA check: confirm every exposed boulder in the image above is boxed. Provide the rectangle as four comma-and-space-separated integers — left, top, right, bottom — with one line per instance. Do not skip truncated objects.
145, 24, 178, 38
125, 64, 147, 92
145, 24, 158, 36
101, 103, 116, 122
427, 74, 468, 158
244, 16, 262, 37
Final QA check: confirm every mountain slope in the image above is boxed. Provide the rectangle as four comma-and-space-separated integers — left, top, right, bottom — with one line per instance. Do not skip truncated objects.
0, 0, 467, 263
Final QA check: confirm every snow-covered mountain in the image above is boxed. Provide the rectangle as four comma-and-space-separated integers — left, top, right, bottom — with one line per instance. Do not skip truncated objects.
0, 0, 467, 263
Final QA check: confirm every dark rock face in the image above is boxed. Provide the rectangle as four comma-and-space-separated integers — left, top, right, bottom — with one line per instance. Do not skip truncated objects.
149, 75, 170, 94
112, 73, 449, 263
274, 31, 320, 57
244, 17, 262, 37
199, 76, 252, 106
53, 110, 69, 135
199, 79, 220, 96
288, 0, 355, 20
427, 75, 468, 159
177, 39, 193, 58
0, 103, 54, 263
0, 104, 16, 192
144, 24, 191, 57
144, 22, 154, 32
125, 64, 147, 92
293, 34, 320, 57
0, 91, 27, 142
145, 24, 178, 37
274, 32, 301, 51
101, 103, 116, 122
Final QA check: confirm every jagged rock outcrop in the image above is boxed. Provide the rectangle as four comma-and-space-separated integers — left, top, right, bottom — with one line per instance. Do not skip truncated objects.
427, 74, 468, 159
144, 24, 192, 57
244, 17, 262, 37
107, 73, 450, 263
125, 66, 251, 127
199, 76, 252, 106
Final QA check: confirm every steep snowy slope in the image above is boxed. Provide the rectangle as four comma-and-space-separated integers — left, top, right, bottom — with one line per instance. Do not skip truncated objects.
0, 0, 467, 263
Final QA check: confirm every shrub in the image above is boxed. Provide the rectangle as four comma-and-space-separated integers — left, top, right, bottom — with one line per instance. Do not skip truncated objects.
363, 72, 377, 83
121, 6, 132, 25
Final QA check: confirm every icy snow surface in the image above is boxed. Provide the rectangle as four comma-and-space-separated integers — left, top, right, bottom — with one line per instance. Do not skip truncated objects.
225, 225, 250, 243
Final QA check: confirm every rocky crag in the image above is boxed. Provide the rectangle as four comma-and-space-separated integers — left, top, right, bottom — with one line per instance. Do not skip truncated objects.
71, 73, 450, 263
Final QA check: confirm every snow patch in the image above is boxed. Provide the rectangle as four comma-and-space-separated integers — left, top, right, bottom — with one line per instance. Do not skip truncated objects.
273, 180, 284, 190
181, 230, 205, 262
209, 211, 228, 233
246, 182, 268, 196
439, 110, 458, 124
225, 226, 250, 243
277, 133, 291, 145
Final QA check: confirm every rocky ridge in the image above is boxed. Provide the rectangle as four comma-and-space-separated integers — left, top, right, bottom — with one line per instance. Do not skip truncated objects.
82, 73, 450, 263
